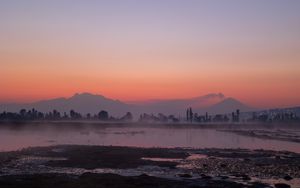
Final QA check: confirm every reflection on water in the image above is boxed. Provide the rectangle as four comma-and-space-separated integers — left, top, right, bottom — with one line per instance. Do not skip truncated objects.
0, 123, 300, 152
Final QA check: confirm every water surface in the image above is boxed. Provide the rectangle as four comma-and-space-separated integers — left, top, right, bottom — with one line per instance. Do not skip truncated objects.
0, 123, 300, 152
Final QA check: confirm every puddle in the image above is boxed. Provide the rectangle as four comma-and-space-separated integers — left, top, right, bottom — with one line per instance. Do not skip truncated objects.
47, 165, 199, 180
248, 177, 300, 188
176, 153, 208, 170
52, 148, 66, 153
47, 140, 56, 143
141, 157, 183, 162
113, 131, 145, 135
186, 153, 207, 160
15, 156, 67, 165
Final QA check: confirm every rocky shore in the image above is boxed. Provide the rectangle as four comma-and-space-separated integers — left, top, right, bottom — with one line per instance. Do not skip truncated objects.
0, 145, 299, 188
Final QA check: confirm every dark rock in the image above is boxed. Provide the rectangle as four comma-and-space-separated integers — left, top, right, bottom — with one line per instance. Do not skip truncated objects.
241, 175, 251, 181
178, 173, 192, 178
283, 175, 293, 181
274, 183, 291, 188
218, 175, 229, 180
200, 174, 212, 180
251, 182, 272, 188
231, 174, 251, 181
0, 173, 191, 188
139, 173, 149, 178
255, 163, 265, 167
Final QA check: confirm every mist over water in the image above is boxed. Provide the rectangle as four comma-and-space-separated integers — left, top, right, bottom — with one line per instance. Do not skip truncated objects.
1, 123, 300, 153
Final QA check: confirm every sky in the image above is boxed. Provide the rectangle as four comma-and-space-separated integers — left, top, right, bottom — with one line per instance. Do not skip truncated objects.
0, 0, 300, 108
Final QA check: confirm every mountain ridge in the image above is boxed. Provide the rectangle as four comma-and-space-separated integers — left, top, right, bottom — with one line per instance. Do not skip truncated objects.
0, 92, 256, 117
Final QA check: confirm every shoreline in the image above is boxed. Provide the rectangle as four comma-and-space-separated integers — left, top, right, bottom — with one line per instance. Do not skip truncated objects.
0, 145, 299, 187
0, 120, 300, 129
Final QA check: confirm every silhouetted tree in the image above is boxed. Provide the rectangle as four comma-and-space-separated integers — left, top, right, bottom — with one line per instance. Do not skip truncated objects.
86, 113, 91, 119
70, 110, 75, 119
53, 110, 61, 119
158, 113, 168, 122
120, 112, 133, 122
98, 110, 109, 121
168, 115, 179, 123
63, 112, 68, 119
37, 112, 44, 119
186, 109, 189, 121
70, 110, 81, 119
19, 109, 26, 118
236, 109, 240, 122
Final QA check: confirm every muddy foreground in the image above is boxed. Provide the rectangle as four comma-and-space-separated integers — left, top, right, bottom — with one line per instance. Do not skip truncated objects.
0, 145, 300, 188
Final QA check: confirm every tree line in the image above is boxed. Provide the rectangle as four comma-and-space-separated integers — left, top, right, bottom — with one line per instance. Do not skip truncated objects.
0, 109, 133, 122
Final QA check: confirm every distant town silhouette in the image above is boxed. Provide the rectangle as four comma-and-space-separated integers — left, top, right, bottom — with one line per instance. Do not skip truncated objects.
0, 106, 299, 124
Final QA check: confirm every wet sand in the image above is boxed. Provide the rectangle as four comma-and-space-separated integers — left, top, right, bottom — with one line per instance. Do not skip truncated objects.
0, 145, 299, 187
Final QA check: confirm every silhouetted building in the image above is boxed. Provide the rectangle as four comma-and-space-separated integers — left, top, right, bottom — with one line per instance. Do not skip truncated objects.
186, 107, 193, 122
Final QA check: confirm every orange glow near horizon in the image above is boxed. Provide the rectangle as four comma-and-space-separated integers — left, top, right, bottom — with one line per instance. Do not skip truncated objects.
1, 42, 300, 108
1, 56, 300, 109
1, 1, 300, 109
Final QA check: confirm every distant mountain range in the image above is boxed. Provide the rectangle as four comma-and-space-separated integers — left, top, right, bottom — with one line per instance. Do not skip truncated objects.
129, 93, 256, 115
0, 92, 257, 118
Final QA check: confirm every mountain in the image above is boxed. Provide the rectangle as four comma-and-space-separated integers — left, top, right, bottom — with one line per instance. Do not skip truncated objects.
0, 92, 256, 117
131, 93, 226, 115
203, 97, 257, 114
0, 93, 135, 117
